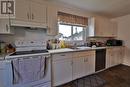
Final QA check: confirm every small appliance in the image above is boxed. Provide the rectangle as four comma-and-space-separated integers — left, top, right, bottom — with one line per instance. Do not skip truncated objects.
106, 39, 123, 46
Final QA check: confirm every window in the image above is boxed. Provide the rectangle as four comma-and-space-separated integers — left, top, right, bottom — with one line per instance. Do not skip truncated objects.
59, 24, 86, 41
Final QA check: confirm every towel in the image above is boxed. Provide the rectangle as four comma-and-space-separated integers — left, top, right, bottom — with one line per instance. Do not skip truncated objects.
11, 56, 46, 84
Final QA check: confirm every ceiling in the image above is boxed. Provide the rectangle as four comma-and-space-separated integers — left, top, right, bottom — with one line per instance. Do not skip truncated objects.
53, 0, 130, 18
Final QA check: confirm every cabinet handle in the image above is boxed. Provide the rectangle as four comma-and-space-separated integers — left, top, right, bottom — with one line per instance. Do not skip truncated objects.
84, 58, 88, 62
27, 13, 29, 19
60, 54, 65, 56
71, 61, 73, 66
32, 13, 34, 20
6, 24, 8, 32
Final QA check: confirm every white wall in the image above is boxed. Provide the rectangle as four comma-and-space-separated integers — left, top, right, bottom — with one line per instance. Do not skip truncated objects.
0, 1, 106, 43
113, 14, 130, 66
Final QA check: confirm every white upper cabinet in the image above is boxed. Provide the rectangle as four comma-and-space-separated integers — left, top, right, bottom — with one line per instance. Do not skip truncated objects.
11, 0, 47, 28
88, 17, 117, 37
14, 0, 30, 22
30, 1, 47, 24
0, 19, 14, 34
47, 5, 58, 36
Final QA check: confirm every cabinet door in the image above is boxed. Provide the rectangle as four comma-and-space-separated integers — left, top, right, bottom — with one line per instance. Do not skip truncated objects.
47, 5, 58, 35
15, 0, 30, 21
95, 17, 108, 36
94, 17, 117, 37
116, 47, 124, 65
109, 22, 117, 37
106, 49, 114, 68
52, 59, 73, 86
88, 55, 95, 74
73, 57, 84, 80
31, 1, 47, 24
83, 57, 90, 76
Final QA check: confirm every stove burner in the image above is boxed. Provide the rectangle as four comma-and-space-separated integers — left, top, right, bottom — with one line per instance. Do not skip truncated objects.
10, 50, 48, 56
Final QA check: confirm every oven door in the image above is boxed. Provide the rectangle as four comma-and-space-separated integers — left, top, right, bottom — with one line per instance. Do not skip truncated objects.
0, 60, 13, 87
1, 55, 51, 87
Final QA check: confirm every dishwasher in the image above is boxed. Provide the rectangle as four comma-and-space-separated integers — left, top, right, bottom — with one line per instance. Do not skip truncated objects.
95, 49, 106, 72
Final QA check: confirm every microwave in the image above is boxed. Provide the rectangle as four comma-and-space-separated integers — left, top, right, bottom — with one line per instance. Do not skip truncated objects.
106, 39, 123, 46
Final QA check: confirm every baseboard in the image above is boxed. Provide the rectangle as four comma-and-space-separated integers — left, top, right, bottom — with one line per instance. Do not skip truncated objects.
122, 63, 130, 66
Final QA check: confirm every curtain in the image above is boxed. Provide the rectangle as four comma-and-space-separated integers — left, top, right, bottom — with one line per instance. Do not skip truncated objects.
58, 12, 88, 26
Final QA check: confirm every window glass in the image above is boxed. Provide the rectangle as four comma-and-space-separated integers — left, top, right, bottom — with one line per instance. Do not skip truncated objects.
73, 26, 83, 40
59, 24, 85, 41
59, 24, 72, 41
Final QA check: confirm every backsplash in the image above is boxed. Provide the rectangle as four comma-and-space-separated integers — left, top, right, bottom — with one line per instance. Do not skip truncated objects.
0, 27, 54, 43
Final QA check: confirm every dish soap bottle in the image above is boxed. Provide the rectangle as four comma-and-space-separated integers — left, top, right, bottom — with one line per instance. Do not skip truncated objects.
60, 40, 66, 48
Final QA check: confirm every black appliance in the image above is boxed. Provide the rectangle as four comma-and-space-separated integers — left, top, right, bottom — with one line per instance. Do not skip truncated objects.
95, 49, 106, 72
106, 39, 123, 46
10, 50, 48, 56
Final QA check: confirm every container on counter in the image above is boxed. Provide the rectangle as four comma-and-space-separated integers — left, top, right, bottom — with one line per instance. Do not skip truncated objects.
0, 42, 6, 54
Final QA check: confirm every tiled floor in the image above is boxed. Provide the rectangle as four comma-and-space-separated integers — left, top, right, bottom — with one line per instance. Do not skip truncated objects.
58, 64, 130, 87
99, 65, 130, 87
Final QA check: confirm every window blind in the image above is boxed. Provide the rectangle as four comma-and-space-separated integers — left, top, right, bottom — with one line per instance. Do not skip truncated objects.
58, 12, 88, 27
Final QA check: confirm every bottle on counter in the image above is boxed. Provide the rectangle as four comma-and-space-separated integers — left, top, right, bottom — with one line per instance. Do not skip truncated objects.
0, 41, 6, 54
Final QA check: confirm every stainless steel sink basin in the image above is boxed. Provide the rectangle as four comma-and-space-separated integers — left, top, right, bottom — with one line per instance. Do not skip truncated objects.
77, 46, 91, 49
70, 46, 91, 50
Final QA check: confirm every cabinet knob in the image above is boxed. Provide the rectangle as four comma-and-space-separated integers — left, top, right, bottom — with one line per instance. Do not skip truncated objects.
71, 61, 73, 65
6, 24, 8, 32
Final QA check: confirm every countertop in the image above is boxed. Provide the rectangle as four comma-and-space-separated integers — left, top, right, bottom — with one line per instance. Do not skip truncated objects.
0, 46, 125, 60
48, 46, 125, 54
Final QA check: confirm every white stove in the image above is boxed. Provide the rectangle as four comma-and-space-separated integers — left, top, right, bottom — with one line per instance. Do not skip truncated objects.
6, 40, 50, 58
0, 40, 51, 87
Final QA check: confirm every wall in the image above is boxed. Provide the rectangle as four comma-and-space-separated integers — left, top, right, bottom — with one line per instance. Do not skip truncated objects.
113, 14, 130, 66
0, 0, 110, 43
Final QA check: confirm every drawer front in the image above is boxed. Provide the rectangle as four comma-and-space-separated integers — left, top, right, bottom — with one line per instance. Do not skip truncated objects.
52, 53, 72, 61
73, 51, 95, 58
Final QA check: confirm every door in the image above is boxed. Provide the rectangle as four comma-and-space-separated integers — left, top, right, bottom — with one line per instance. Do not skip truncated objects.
31, 2, 47, 23
52, 59, 73, 86
15, 0, 30, 21
73, 57, 84, 80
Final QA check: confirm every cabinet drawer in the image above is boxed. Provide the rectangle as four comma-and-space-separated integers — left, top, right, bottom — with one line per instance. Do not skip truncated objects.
52, 53, 72, 61
73, 51, 95, 58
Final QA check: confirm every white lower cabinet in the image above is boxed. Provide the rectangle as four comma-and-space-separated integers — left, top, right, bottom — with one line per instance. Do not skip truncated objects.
52, 51, 95, 86
106, 47, 125, 68
72, 57, 85, 80
87, 55, 95, 74
52, 53, 73, 86
52, 47, 124, 86
73, 51, 95, 80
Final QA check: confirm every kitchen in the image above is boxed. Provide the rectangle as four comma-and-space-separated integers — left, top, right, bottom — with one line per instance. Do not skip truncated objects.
0, 0, 130, 87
